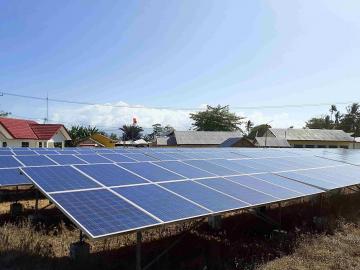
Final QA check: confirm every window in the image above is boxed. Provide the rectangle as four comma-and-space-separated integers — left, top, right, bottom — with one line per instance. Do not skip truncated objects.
294, 144, 303, 148
2, 142, 7, 147
54, 142, 63, 148
21, 142, 30, 148
39, 142, 43, 148
305, 145, 315, 148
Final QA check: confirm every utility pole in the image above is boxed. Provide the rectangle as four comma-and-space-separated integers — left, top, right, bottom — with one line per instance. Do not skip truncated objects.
44, 93, 49, 124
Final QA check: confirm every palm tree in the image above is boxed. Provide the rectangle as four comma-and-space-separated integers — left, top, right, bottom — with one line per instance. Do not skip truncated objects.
329, 105, 337, 122
120, 124, 144, 141
245, 120, 254, 135
334, 111, 341, 125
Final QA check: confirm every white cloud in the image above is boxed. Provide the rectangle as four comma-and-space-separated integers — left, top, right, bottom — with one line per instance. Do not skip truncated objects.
50, 101, 306, 133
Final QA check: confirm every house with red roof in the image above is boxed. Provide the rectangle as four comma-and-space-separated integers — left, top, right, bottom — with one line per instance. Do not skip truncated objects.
0, 117, 71, 148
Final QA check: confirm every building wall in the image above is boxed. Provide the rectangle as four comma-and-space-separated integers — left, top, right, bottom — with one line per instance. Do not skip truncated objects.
0, 139, 48, 148
288, 140, 351, 148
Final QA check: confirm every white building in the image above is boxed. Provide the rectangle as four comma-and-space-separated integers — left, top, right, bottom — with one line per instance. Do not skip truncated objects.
0, 117, 71, 148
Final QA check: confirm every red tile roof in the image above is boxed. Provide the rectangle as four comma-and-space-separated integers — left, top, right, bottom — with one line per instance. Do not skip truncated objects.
0, 117, 65, 140
30, 124, 63, 140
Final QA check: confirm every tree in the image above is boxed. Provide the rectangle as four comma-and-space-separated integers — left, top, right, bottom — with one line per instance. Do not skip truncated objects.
247, 124, 271, 139
329, 104, 337, 122
189, 105, 244, 131
109, 133, 119, 141
120, 124, 144, 141
245, 120, 254, 135
67, 125, 101, 146
305, 115, 333, 129
337, 103, 360, 136
0, 111, 11, 117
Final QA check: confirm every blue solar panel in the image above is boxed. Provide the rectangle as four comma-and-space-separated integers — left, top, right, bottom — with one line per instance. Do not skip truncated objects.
57, 150, 80, 155
145, 152, 179, 161
277, 171, 340, 190
121, 153, 158, 162
100, 154, 136, 163
154, 161, 215, 178
22, 166, 100, 192
183, 160, 238, 176
0, 168, 31, 186
113, 185, 209, 222
0, 156, 21, 168
119, 162, 186, 182
196, 178, 279, 205
76, 154, 112, 164
208, 159, 262, 174
75, 164, 149, 186
51, 189, 159, 237
46, 154, 87, 165
225, 175, 302, 199
252, 173, 324, 195
13, 150, 38, 156
0, 150, 14, 156
161, 181, 248, 212
16, 155, 56, 166
35, 150, 59, 155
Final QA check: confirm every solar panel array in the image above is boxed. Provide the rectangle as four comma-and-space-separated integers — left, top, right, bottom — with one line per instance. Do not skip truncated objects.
0, 146, 358, 239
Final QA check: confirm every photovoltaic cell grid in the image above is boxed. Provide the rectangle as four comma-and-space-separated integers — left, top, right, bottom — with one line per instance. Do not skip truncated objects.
18, 148, 360, 239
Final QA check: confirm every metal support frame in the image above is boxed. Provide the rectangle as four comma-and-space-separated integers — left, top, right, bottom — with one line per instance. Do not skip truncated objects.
79, 230, 84, 243
142, 218, 205, 270
136, 231, 142, 270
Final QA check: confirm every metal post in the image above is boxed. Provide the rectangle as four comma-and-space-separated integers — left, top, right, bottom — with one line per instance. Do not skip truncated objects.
35, 190, 39, 216
79, 230, 84, 243
136, 231, 142, 270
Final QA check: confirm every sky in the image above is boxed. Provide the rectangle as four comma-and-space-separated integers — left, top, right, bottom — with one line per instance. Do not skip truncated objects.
1, 0, 360, 134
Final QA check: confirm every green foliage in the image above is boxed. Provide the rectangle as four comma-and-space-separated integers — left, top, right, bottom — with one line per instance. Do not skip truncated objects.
190, 105, 244, 131
247, 124, 271, 139
305, 103, 360, 137
245, 120, 254, 135
67, 125, 101, 146
0, 111, 11, 117
109, 133, 119, 141
120, 125, 144, 141
144, 123, 175, 142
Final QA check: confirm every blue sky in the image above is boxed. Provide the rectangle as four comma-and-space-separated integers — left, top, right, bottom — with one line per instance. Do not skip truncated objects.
0, 0, 359, 133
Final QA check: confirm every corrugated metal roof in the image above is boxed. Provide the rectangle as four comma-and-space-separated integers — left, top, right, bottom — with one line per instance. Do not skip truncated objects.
174, 131, 243, 145
269, 128, 354, 142
219, 137, 243, 147
254, 137, 291, 147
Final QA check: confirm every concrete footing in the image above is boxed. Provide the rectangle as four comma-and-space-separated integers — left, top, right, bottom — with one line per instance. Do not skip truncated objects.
10, 202, 24, 217
208, 215, 222, 230
69, 241, 90, 260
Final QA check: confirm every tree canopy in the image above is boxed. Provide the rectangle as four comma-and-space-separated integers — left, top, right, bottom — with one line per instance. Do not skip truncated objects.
120, 124, 144, 141
304, 103, 360, 137
0, 111, 11, 117
67, 125, 101, 146
247, 124, 272, 139
144, 123, 175, 142
190, 105, 244, 131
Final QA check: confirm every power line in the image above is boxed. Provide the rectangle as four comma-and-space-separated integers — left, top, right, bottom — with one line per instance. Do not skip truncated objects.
1, 91, 358, 110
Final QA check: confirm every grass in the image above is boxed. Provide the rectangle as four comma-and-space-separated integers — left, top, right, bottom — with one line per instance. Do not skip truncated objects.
0, 187, 359, 269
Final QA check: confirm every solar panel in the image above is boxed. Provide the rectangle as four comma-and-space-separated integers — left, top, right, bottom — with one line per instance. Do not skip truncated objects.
76, 154, 112, 164
46, 154, 87, 165
16, 155, 56, 166
0, 150, 14, 156
225, 175, 302, 199
121, 153, 158, 162
196, 178, 279, 205
50, 189, 160, 238
100, 154, 136, 163
75, 164, 149, 186
0, 156, 22, 168
113, 185, 209, 222
183, 160, 239, 176
276, 171, 340, 190
21, 166, 100, 192
154, 161, 216, 178
119, 162, 186, 182
12, 150, 38, 156
0, 168, 31, 186
252, 173, 324, 195
161, 181, 249, 212
208, 159, 263, 174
